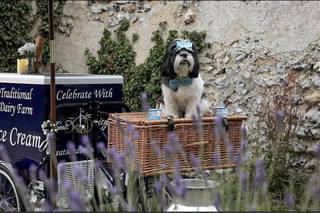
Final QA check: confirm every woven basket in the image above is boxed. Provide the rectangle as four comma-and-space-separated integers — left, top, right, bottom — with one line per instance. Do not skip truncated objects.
107, 112, 247, 177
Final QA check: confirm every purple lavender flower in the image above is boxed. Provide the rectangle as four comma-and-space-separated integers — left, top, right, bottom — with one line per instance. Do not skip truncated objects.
128, 206, 136, 212
284, 193, 295, 208
227, 143, 234, 163
68, 191, 86, 211
116, 116, 122, 129
127, 123, 139, 141
169, 160, 186, 197
239, 172, 248, 193
165, 132, 181, 155
314, 143, 320, 159
132, 130, 140, 141
58, 162, 66, 176
173, 160, 181, 176
29, 164, 38, 181
212, 153, 220, 166
106, 148, 126, 171
154, 180, 163, 196
240, 125, 248, 153
67, 141, 77, 161
80, 134, 91, 147
190, 153, 202, 174
96, 142, 106, 151
241, 124, 249, 142
168, 132, 179, 144
160, 163, 167, 170
141, 92, 148, 100
213, 191, 222, 211
275, 110, 285, 131
40, 200, 52, 211
67, 141, 76, 153
124, 138, 136, 157
47, 132, 56, 143
237, 128, 248, 166
255, 159, 266, 188
276, 110, 285, 121
154, 179, 167, 209
192, 104, 203, 135
235, 153, 242, 167
62, 180, 72, 192
71, 163, 88, 184
150, 139, 161, 157
78, 145, 89, 157
12, 172, 24, 186
214, 115, 224, 141
105, 179, 121, 195
160, 173, 169, 186
0, 144, 10, 162
0, 199, 10, 211
311, 187, 320, 201
140, 92, 151, 112
172, 174, 186, 198
46, 179, 55, 194
38, 169, 48, 182
164, 143, 174, 155
123, 124, 138, 158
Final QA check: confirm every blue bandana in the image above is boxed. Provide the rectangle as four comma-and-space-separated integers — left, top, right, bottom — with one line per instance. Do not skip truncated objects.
175, 40, 193, 52
168, 78, 193, 91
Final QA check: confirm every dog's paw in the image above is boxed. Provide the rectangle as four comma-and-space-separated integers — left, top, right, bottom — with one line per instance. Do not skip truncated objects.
161, 112, 179, 119
168, 114, 179, 119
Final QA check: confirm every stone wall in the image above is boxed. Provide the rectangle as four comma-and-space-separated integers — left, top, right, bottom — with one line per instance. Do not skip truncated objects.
50, 1, 319, 167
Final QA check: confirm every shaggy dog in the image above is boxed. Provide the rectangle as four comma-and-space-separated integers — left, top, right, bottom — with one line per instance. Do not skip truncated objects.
160, 39, 209, 118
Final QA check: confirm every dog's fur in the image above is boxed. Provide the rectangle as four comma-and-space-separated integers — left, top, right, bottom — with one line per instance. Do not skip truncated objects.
160, 39, 210, 118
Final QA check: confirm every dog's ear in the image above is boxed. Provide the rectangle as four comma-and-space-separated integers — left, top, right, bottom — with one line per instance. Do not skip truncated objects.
161, 41, 177, 79
188, 42, 199, 78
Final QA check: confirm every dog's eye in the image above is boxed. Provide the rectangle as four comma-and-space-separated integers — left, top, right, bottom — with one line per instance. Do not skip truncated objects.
170, 44, 177, 52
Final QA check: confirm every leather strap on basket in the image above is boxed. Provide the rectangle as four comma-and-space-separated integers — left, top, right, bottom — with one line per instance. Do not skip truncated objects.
223, 117, 229, 131
167, 115, 175, 132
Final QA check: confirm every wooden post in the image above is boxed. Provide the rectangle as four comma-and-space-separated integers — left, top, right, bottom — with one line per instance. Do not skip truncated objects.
48, 0, 57, 209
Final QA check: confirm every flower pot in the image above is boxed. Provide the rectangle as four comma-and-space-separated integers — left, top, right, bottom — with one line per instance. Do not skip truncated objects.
27, 57, 34, 74
167, 178, 219, 212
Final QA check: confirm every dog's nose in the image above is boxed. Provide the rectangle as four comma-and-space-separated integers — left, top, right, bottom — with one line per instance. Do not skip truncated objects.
180, 52, 188, 58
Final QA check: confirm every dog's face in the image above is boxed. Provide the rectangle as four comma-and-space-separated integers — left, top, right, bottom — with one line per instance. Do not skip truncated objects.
161, 39, 199, 81
173, 49, 195, 78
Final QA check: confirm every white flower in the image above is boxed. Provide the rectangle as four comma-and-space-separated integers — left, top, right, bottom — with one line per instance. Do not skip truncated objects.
18, 43, 36, 56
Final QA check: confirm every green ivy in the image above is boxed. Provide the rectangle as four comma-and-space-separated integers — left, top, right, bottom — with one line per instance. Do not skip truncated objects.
85, 20, 209, 111
0, 0, 32, 73
0, 0, 66, 73
132, 33, 139, 43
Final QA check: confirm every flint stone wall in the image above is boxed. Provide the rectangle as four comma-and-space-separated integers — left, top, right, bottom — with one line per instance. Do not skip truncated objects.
46, 1, 320, 168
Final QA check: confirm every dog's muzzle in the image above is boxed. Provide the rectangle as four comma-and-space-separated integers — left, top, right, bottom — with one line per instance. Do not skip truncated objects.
179, 60, 190, 66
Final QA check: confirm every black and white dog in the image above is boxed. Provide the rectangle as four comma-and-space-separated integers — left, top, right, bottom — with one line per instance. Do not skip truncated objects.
160, 39, 210, 118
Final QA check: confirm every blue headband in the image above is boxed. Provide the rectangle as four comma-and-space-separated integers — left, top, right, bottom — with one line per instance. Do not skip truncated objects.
175, 40, 193, 52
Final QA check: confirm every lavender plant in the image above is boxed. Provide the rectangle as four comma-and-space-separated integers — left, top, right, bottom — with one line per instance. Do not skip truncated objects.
252, 72, 312, 210
1, 91, 320, 212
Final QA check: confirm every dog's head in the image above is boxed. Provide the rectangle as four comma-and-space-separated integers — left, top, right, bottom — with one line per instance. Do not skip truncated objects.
161, 39, 199, 81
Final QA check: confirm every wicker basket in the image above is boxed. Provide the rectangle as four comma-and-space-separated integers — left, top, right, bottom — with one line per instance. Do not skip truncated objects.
107, 112, 247, 177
